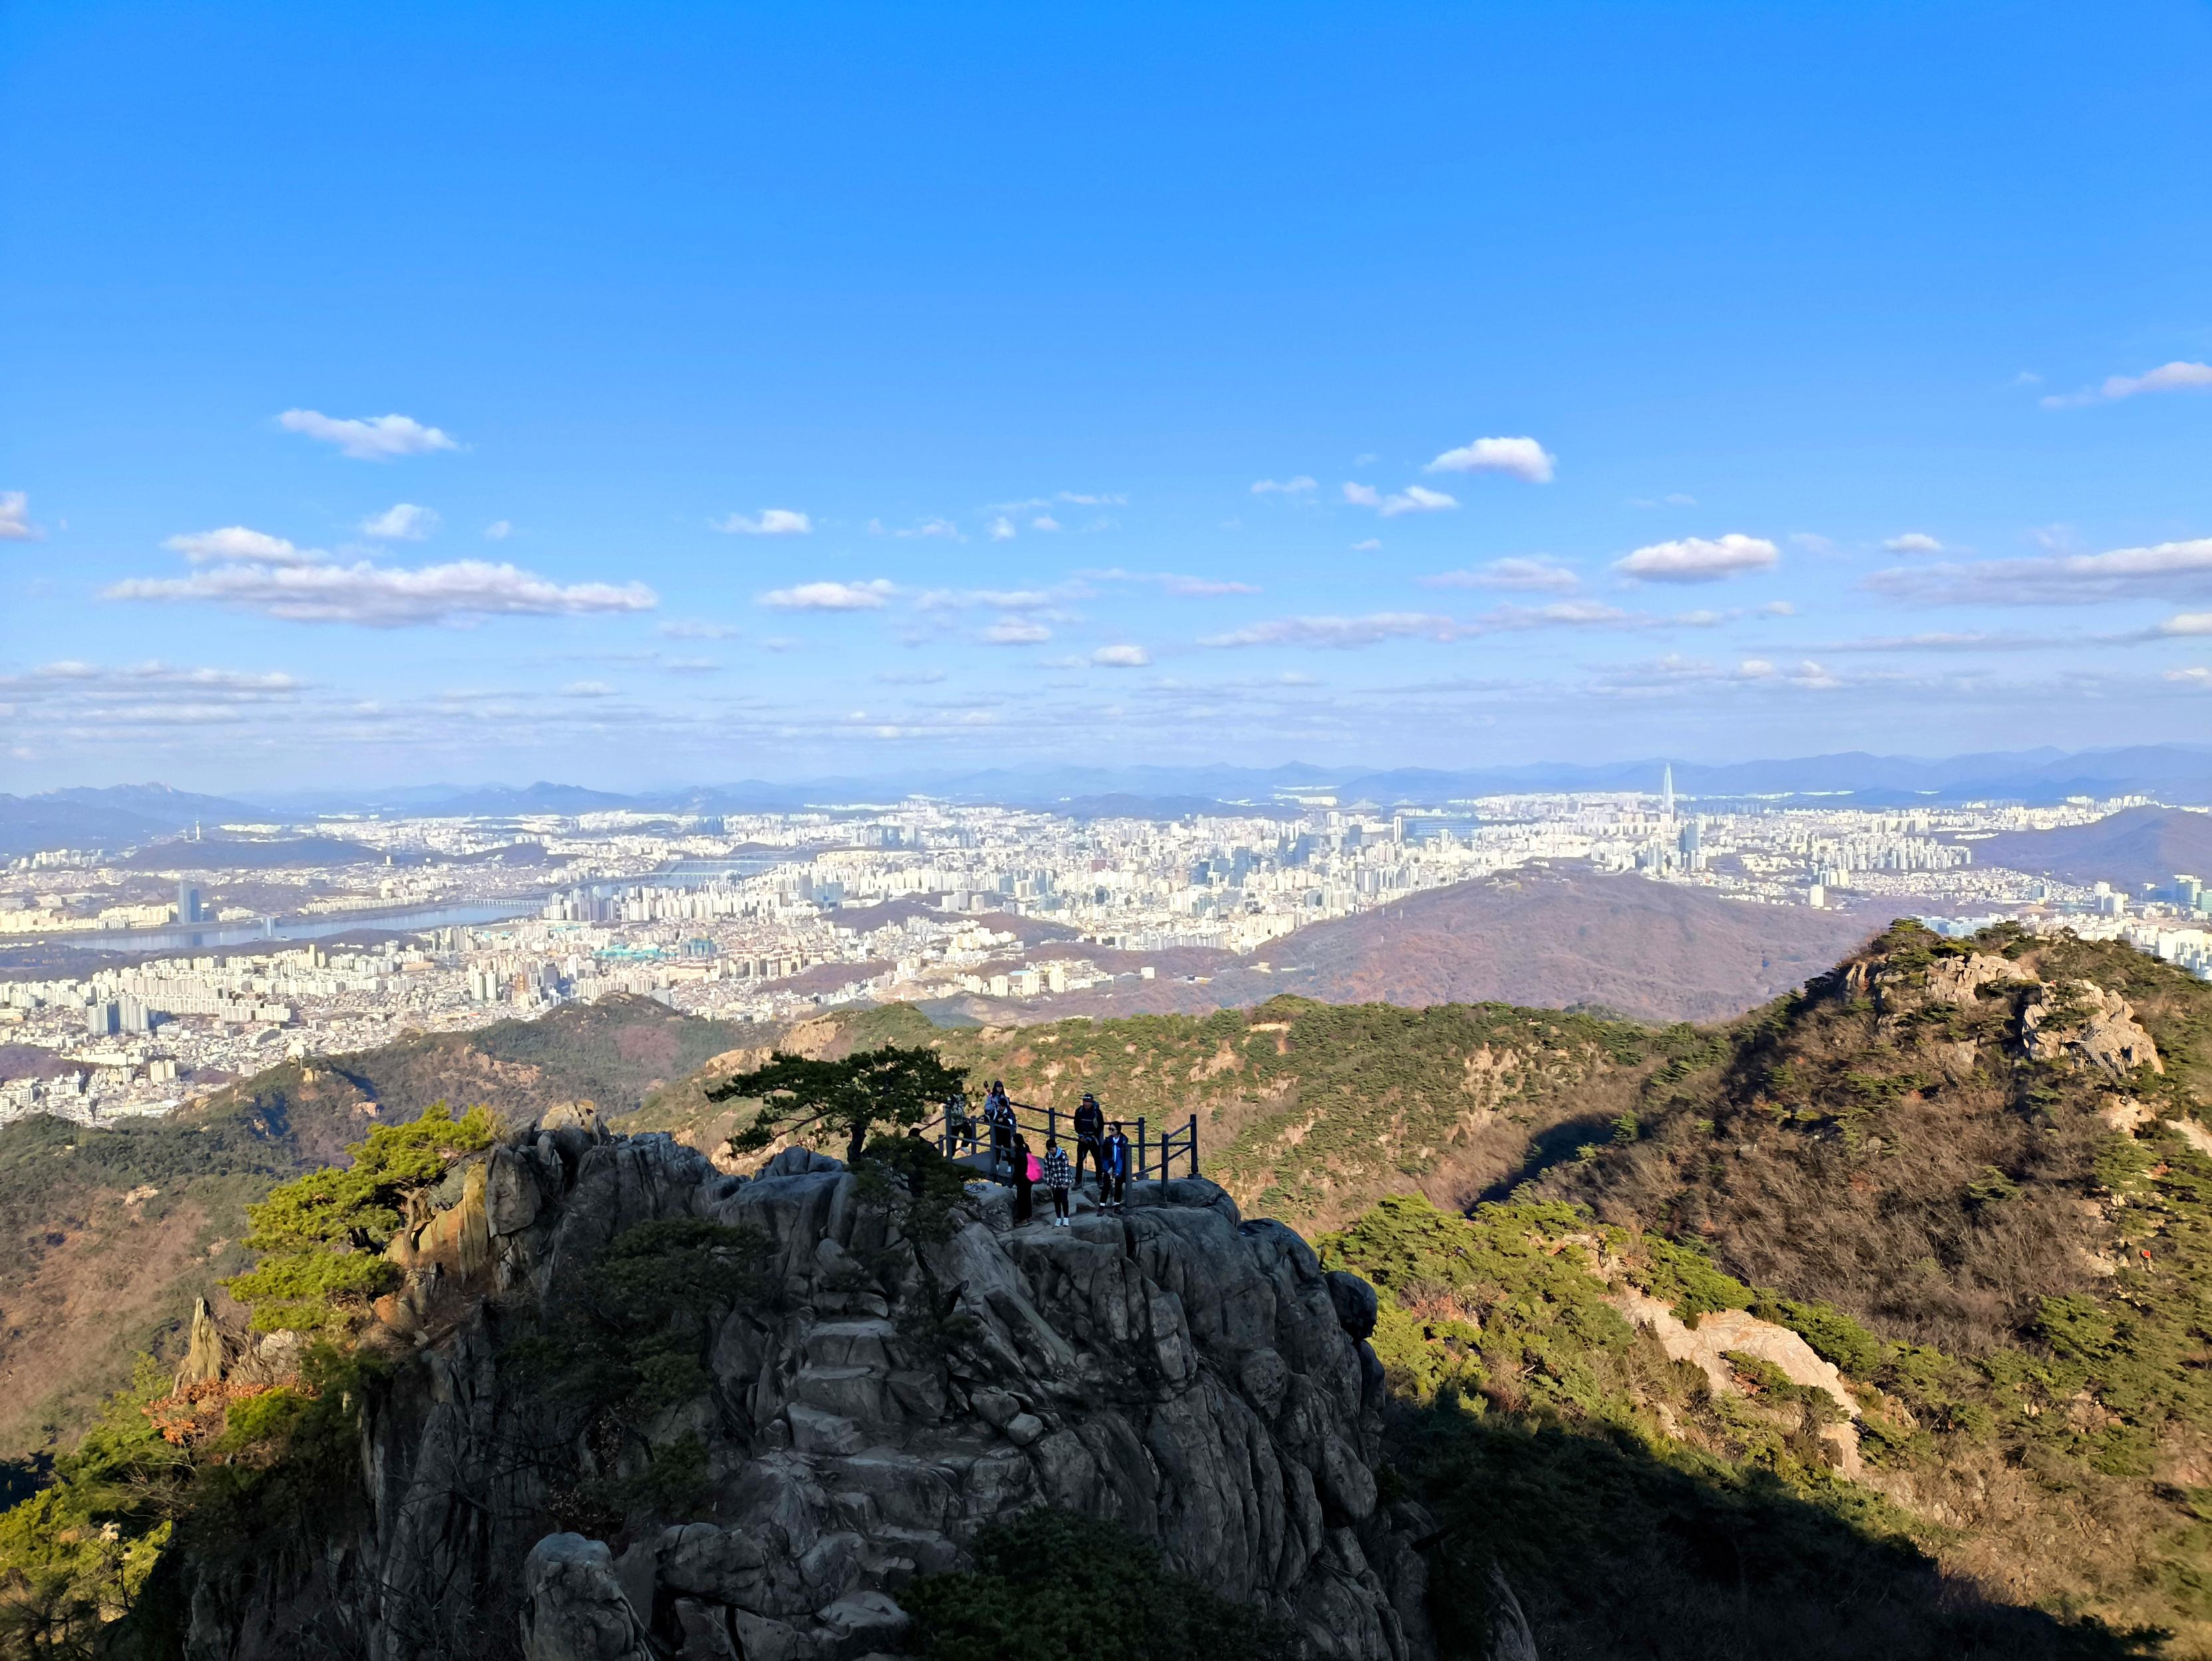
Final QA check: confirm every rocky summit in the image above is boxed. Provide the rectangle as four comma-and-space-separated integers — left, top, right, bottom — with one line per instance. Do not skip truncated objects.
178, 1111, 1430, 1661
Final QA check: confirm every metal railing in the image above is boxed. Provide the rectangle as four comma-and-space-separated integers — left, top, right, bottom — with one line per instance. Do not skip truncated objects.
920, 1100, 1199, 1181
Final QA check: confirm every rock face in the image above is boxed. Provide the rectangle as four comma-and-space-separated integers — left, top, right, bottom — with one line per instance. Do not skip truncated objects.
2021, 980, 2163, 1079
1605, 1287, 1863, 1477
180, 1127, 1431, 1661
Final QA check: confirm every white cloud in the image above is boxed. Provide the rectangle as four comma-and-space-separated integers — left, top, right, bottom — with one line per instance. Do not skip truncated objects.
1761, 600, 1797, 616
1425, 435, 1557, 483
1031, 515, 1061, 532
0, 491, 40, 541
279, 409, 458, 461
562, 680, 615, 697
1867, 538, 2212, 606
1614, 533, 1779, 584
1091, 644, 1151, 667
2158, 613, 2212, 636
661, 657, 722, 674
1344, 480, 1455, 516
1057, 491, 1126, 506
104, 558, 655, 626
164, 526, 323, 565
1159, 574, 1260, 596
714, 508, 813, 536
361, 502, 439, 540
1666, 492, 1697, 507
2169, 667, 2212, 687
660, 620, 737, 639
1380, 484, 1457, 518
758, 579, 895, 611
1251, 476, 1318, 496
483, 519, 513, 540
1421, 557, 1579, 593
1883, 532, 1944, 554
874, 667, 948, 684
1790, 532, 1839, 557
1202, 612, 1463, 649
985, 619, 1052, 644
898, 518, 962, 540
1351, 538, 1381, 552
2044, 360, 2212, 407
988, 516, 1017, 541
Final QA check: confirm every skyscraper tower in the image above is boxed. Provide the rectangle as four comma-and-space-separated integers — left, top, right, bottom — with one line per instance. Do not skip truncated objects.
1661, 763, 1675, 820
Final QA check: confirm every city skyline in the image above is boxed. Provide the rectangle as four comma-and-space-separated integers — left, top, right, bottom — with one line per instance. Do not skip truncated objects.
5, 4, 2212, 793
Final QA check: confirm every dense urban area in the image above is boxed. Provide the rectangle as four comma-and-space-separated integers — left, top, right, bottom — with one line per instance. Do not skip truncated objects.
5, 775, 2211, 1126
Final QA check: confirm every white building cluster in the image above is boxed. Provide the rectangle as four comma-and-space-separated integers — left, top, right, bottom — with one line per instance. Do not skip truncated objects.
4, 787, 2209, 1129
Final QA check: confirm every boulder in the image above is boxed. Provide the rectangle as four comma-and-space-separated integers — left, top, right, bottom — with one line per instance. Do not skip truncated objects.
518, 1534, 653, 1661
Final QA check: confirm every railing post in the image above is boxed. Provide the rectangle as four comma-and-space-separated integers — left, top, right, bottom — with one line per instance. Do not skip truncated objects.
1187, 1113, 1198, 1178
1048, 1103, 1059, 1145
1137, 1116, 1148, 1180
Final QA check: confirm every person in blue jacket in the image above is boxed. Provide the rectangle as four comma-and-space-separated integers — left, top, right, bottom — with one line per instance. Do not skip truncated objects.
1100, 1121, 1132, 1212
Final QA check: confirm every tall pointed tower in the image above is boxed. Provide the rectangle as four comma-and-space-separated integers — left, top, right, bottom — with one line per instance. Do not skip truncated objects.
1661, 763, 1675, 820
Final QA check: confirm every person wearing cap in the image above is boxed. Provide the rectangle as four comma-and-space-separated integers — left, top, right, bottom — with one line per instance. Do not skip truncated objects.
1073, 1091, 1106, 1192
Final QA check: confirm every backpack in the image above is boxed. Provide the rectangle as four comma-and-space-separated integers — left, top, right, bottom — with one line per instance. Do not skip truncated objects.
1025, 1151, 1042, 1183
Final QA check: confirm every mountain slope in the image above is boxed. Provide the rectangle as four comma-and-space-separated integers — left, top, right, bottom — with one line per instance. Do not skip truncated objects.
1968, 805, 2212, 893
0, 996, 767, 1461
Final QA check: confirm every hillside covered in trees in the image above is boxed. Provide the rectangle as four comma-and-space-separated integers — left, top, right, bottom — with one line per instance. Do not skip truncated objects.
4, 922, 2211, 1656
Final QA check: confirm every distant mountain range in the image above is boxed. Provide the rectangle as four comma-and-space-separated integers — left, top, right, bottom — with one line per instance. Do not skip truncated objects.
10, 745, 2212, 856
0, 784, 268, 858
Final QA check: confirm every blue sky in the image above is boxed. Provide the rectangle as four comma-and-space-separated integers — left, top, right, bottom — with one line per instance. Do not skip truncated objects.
4, 1, 2211, 793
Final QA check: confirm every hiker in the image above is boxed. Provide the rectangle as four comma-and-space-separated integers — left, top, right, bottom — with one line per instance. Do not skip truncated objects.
1011, 1133, 1035, 1224
1101, 1121, 1131, 1212
944, 1089, 975, 1156
1041, 1135, 1073, 1226
986, 1081, 1014, 1180
1073, 1091, 1105, 1190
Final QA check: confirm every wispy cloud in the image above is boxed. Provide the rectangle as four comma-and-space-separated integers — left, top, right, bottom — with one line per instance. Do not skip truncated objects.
984, 619, 1052, 644
1250, 476, 1318, 496
278, 409, 458, 460
1424, 435, 1556, 484
713, 508, 813, 536
1882, 532, 1944, 554
1867, 538, 2212, 605
562, 679, 616, 697
758, 579, 896, 611
482, 519, 513, 541
164, 526, 323, 565
361, 502, 439, 540
988, 516, 1017, 541
2042, 361, 2212, 408
2161, 613, 2212, 637
0, 491, 41, 541
660, 620, 737, 639
1201, 612, 1463, 649
1085, 568, 1258, 598
1092, 644, 1150, 667
1614, 534, 1779, 584
1421, 557, 1579, 593
1344, 481, 1456, 516
105, 558, 654, 626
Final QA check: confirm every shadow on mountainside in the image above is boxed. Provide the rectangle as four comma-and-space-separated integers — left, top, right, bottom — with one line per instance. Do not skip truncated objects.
1393, 1405, 2158, 1661
1471, 1112, 1618, 1205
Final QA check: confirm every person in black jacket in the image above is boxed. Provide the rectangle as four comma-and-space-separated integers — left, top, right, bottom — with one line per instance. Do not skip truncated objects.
1010, 1133, 1035, 1224
1072, 1091, 1105, 1191
985, 1081, 1014, 1181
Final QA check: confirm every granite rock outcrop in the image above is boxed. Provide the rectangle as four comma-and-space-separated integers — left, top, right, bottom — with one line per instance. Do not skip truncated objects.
179, 1125, 1432, 1661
